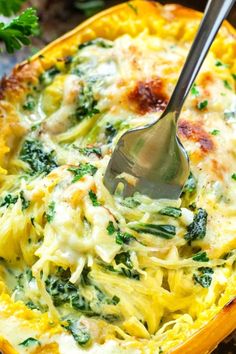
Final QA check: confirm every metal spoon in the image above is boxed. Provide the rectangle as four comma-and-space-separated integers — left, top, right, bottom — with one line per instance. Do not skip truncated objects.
104, 0, 235, 199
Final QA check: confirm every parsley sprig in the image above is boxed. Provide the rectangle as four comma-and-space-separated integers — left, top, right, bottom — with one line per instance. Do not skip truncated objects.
0, 6, 39, 53
0, 0, 26, 16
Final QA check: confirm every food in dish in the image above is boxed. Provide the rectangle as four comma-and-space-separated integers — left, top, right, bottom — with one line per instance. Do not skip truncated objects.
0, 1, 235, 353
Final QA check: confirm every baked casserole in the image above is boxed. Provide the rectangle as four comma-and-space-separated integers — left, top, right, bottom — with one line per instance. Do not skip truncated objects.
0, 1, 235, 353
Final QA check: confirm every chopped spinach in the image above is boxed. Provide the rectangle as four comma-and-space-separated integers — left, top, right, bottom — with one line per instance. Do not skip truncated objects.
0, 193, 18, 207
114, 252, 140, 280
116, 231, 134, 245
88, 190, 100, 206
184, 208, 208, 242
45, 201, 56, 223
0, 191, 29, 211
45, 269, 78, 306
121, 197, 141, 208
19, 191, 30, 210
193, 267, 213, 288
106, 221, 116, 235
39, 66, 60, 86
106, 221, 135, 245
23, 94, 36, 111
68, 163, 97, 183
159, 207, 182, 218
231, 173, 236, 181
232, 73, 236, 80
75, 145, 102, 157
20, 139, 58, 175
192, 251, 209, 262
182, 172, 197, 195
19, 337, 40, 347
211, 129, 220, 136
79, 38, 113, 50
64, 319, 90, 346
131, 223, 176, 239
197, 100, 208, 110
75, 84, 99, 121
115, 252, 133, 269
105, 123, 117, 143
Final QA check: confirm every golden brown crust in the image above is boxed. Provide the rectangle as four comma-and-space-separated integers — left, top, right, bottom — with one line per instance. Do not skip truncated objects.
0, 1, 235, 353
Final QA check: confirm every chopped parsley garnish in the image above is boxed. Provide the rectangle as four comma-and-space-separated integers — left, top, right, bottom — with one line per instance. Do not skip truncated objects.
64, 320, 90, 346
19, 191, 30, 210
159, 207, 182, 218
197, 100, 208, 111
39, 66, 60, 86
131, 223, 176, 239
0, 193, 18, 207
193, 267, 214, 288
192, 251, 209, 262
191, 83, 199, 96
78, 38, 113, 50
184, 208, 208, 242
68, 163, 97, 183
75, 84, 99, 121
0, 8, 39, 53
231, 173, 236, 181
19, 337, 40, 347
210, 129, 220, 136
46, 201, 56, 223
88, 190, 100, 206
223, 79, 232, 90
20, 139, 58, 175
23, 94, 36, 111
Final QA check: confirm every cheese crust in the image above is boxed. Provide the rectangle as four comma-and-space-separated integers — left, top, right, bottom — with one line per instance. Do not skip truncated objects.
0, 1, 235, 354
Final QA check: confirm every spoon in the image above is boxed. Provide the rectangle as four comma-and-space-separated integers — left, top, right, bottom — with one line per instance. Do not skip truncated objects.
104, 0, 235, 199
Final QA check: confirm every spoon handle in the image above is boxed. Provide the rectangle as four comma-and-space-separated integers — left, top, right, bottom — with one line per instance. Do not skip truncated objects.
166, 0, 235, 116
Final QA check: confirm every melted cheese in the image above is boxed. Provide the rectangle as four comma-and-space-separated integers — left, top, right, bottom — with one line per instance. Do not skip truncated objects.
0, 3, 235, 354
